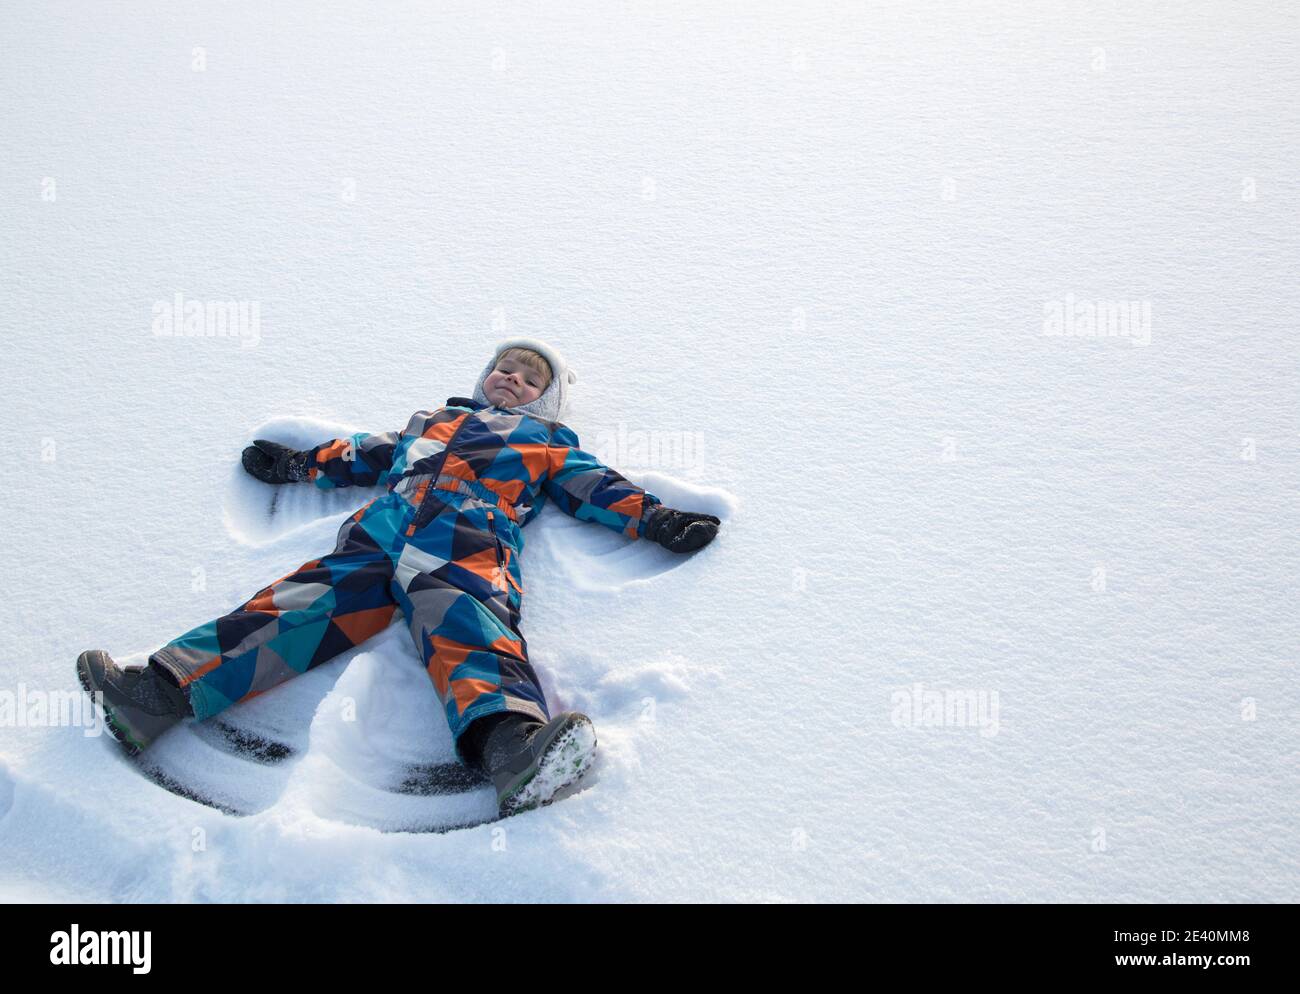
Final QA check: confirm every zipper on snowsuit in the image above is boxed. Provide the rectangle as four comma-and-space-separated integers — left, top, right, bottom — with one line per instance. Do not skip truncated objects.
487, 510, 506, 591
405, 411, 477, 535
486, 510, 523, 596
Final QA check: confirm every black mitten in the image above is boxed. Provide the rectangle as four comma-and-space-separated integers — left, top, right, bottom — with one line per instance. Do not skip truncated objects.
241, 439, 312, 485
643, 506, 722, 553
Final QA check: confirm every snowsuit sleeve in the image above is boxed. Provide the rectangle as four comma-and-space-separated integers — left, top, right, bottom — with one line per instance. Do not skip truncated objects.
308, 428, 402, 489
543, 423, 663, 539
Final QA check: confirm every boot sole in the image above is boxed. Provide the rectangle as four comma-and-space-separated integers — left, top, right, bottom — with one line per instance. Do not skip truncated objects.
498, 714, 597, 817
76, 650, 148, 757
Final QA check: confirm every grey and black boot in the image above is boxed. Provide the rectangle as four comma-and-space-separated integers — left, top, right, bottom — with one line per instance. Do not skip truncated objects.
76, 650, 193, 757
469, 710, 598, 817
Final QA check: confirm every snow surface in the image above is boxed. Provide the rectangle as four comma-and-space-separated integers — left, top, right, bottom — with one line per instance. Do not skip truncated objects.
2, 1, 1298, 901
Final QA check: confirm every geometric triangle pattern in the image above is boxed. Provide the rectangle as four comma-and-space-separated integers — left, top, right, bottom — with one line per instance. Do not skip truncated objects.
148, 395, 660, 763
307, 395, 664, 539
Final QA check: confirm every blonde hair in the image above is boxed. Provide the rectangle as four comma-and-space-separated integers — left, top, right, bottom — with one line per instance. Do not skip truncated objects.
496, 347, 552, 390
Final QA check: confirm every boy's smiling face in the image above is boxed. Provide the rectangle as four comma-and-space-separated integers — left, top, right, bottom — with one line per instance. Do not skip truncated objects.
483, 355, 548, 408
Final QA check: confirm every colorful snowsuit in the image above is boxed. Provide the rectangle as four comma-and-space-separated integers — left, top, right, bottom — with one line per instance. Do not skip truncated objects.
149, 397, 662, 763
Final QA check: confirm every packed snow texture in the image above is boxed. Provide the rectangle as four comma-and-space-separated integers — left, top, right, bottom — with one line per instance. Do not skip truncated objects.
2, 1, 1297, 901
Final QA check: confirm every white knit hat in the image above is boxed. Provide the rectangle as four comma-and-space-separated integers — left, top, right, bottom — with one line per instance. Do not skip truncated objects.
470, 337, 578, 422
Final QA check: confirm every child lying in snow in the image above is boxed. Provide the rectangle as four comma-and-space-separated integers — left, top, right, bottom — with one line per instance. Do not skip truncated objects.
76, 338, 721, 817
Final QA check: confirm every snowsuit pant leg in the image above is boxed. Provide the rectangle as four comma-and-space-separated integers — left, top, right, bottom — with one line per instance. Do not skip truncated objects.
388, 491, 550, 764
149, 495, 406, 721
